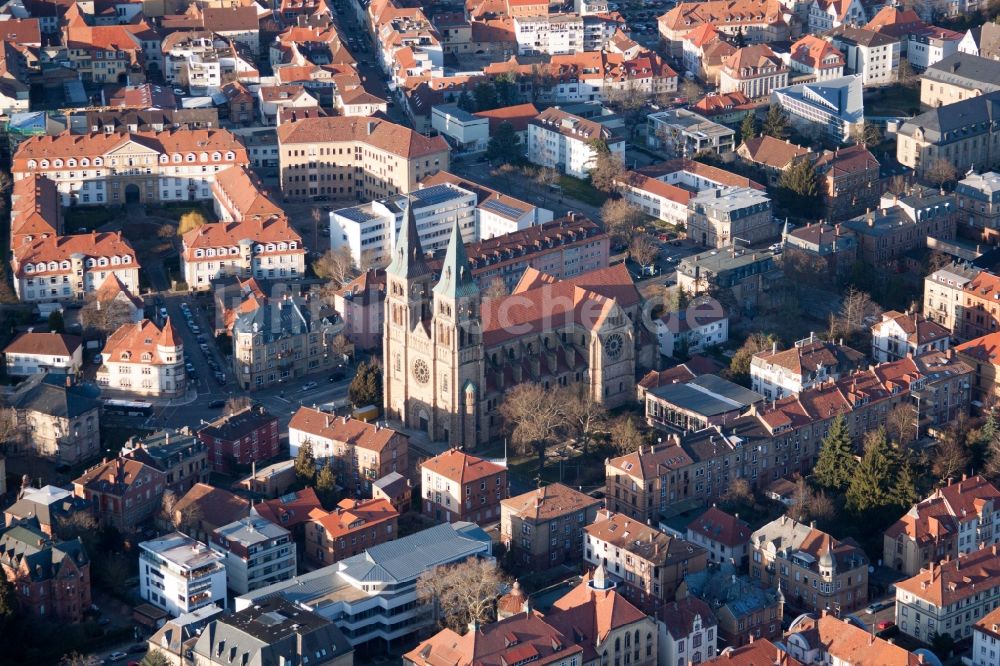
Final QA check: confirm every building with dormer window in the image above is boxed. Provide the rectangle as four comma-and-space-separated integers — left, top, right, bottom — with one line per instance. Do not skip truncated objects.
96, 319, 185, 397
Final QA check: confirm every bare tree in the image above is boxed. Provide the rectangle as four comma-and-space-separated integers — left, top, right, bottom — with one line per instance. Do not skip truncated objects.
788, 477, 811, 522
482, 278, 508, 300
609, 415, 647, 456
831, 287, 881, 338
499, 383, 566, 467
629, 234, 660, 267
417, 557, 507, 633
723, 477, 753, 506
312, 247, 356, 288
933, 418, 972, 483
331, 333, 354, 361
534, 167, 560, 204
80, 292, 134, 340
558, 383, 608, 456
679, 79, 704, 101
588, 150, 625, 193
849, 121, 882, 148
886, 404, 917, 445
600, 198, 645, 246
925, 159, 958, 190
0, 407, 18, 450
60, 652, 101, 666
360, 248, 387, 272
158, 490, 179, 528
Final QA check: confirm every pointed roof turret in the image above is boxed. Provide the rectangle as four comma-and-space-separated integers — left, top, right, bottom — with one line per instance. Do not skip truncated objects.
433, 218, 479, 299
386, 197, 429, 279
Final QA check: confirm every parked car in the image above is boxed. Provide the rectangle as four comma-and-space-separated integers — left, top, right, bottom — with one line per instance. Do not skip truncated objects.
302, 381, 318, 391
215, 372, 226, 385
93, 354, 103, 365
877, 620, 895, 631
208, 399, 225, 409
106, 652, 127, 662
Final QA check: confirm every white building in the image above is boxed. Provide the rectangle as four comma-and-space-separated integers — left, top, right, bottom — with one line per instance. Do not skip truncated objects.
657, 598, 718, 666
972, 607, 1000, 666
829, 27, 899, 86
181, 217, 305, 290
807, 0, 866, 34
646, 109, 736, 157
512, 14, 617, 55
210, 515, 296, 596
528, 107, 625, 178
96, 319, 186, 398
3, 332, 82, 377
430, 104, 490, 153
654, 302, 728, 358
750, 334, 865, 400
871, 310, 950, 363
258, 85, 319, 126
164, 33, 258, 95
234, 522, 493, 646
330, 183, 477, 267
923, 263, 979, 332
422, 172, 553, 240
908, 26, 963, 71
139, 532, 228, 618
771, 75, 863, 143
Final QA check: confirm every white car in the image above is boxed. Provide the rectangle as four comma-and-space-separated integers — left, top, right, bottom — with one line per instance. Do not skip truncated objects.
106, 652, 128, 663
302, 381, 318, 391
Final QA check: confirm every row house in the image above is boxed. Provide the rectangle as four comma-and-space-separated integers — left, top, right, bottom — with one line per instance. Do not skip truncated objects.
584, 508, 708, 612
305, 498, 398, 567
884, 475, 1000, 576
718, 44, 789, 100
420, 448, 507, 525
751, 515, 869, 615
288, 408, 409, 496
73, 456, 166, 531
121, 428, 210, 497
750, 334, 865, 401
512, 13, 620, 55
685, 506, 751, 568
196, 404, 280, 473
973, 607, 1000, 666
500, 483, 601, 570
11, 129, 249, 207
96, 319, 185, 398
11, 231, 139, 304
0, 523, 91, 624
63, 5, 149, 84
924, 262, 981, 334
907, 25, 963, 71
873, 350, 972, 432
871, 310, 951, 363
333, 270, 385, 351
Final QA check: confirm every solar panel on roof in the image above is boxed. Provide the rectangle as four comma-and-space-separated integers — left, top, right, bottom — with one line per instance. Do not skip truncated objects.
482, 199, 525, 219
412, 184, 464, 207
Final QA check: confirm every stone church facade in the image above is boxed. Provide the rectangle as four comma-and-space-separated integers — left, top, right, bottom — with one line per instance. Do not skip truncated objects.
383, 203, 641, 449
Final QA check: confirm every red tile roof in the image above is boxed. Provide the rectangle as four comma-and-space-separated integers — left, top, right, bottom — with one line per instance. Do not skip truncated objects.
688, 506, 751, 548
313, 498, 397, 541
4, 332, 82, 357
546, 574, 649, 661
13, 231, 138, 278
421, 449, 506, 485
289, 407, 406, 454
103, 318, 182, 365
501, 483, 599, 523
254, 487, 326, 528
276, 116, 449, 159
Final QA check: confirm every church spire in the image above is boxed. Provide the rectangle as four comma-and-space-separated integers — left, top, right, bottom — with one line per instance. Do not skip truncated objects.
387, 197, 429, 279
433, 218, 478, 299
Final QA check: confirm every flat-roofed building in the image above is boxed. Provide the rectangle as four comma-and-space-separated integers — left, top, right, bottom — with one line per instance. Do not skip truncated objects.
647, 109, 736, 157
139, 532, 227, 617
686, 186, 775, 249
644, 374, 763, 433
211, 515, 295, 595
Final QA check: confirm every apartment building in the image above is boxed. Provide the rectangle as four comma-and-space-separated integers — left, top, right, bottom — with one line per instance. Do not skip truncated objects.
330, 182, 477, 267
924, 262, 980, 333
658, 0, 788, 49
686, 187, 775, 249
232, 292, 345, 391
305, 498, 398, 567
842, 189, 957, 266
288, 408, 409, 496
653, 300, 729, 358
751, 335, 865, 400
4, 485, 90, 537
737, 136, 810, 187
170, 484, 250, 545
333, 270, 385, 350
647, 109, 736, 157
210, 166, 283, 226
719, 45, 789, 99
6, 374, 101, 464
96, 319, 185, 398
883, 475, 1000, 576
973, 607, 1000, 666
813, 144, 881, 221
871, 310, 950, 363
140, 532, 227, 617
789, 35, 845, 82
751, 515, 869, 614
196, 404, 280, 473
121, 428, 209, 497
828, 26, 899, 86
235, 522, 492, 647
11, 129, 249, 207
908, 26, 963, 71
4, 332, 82, 377
895, 545, 1000, 641
876, 350, 972, 431
807, 0, 866, 33
74, 457, 166, 531
210, 515, 296, 595
956, 171, 1000, 244
921, 53, 1000, 109
786, 613, 921, 666
677, 247, 779, 309
685, 506, 751, 568
896, 91, 1000, 178
683, 568, 783, 648
277, 116, 450, 202
0, 523, 91, 624
181, 215, 305, 290
12, 231, 140, 304
782, 222, 858, 278
420, 449, 507, 525
959, 271, 1000, 340
527, 107, 625, 178
957, 330, 1000, 405
584, 509, 708, 612
500, 483, 601, 570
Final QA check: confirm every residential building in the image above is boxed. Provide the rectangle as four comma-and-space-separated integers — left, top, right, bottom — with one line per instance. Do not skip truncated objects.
719, 45, 789, 99
956, 330, 1000, 405
258, 85, 319, 125
736, 136, 810, 187
11, 129, 249, 207
252, 488, 323, 547
73, 456, 166, 531
972, 607, 1000, 666
828, 26, 899, 86
785, 612, 921, 665
807, 0, 866, 34
895, 544, 1000, 641
677, 247, 780, 309
500, 483, 601, 570
750, 515, 869, 614
330, 182, 476, 267
883, 475, 1000, 576
692, 91, 760, 126
875, 350, 972, 431
232, 291, 345, 391
121, 427, 210, 496
896, 91, 1000, 178
421, 449, 507, 525
372, 472, 412, 515
289, 409, 409, 496
647, 109, 736, 157
921, 53, 1000, 109
527, 107, 625, 178
277, 116, 450, 203
654, 300, 729, 358
771, 75, 864, 143
0, 523, 90, 623
139, 532, 227, 617
704, 640, 799, 665
959, 21, 1000, 60
656, 596, 717, 666
169, 483, 251, 544
924, 262, 980, 333
305, 498, 398, 567
956, 171, 1000, 244
681, 24, 737, 85
644, 374, 763, 433
686, 186, 775, 249
686, 506, 751, 568
871, 310, 951, 362
585, 509, 708, 612
3, 485, 90, 537
333, 269, 385, 351
960, 271, 1000, 340
813, 144, 881, 221
12, 231, 140, 304
210, 515, 296, 595
96, 319, 186, 398
191, 597, 353, 666
907, 25, 963, 71
3, 332, 82, 377
92, 273, 144, 324
789, 35, 845, 82
196, 404, 280, 473
682, 567, 783, 648
430, 104, 489, 152
659, 0, 788, 50
235, 522, 493, 647
145, 605, 223, 666
781, 222, 858, 278
5, 374, 100, 464
238, 460, 298, 500
841, 189, 956, 266
181, 215, 305, 290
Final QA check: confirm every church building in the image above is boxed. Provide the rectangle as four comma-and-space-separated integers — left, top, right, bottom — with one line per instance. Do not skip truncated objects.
383, 202, 642, 448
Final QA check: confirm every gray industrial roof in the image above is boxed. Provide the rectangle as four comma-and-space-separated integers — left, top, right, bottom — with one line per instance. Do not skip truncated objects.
649, 375, 762, 416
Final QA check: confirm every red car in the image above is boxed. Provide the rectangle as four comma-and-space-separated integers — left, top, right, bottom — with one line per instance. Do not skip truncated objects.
878, 620, 895, 631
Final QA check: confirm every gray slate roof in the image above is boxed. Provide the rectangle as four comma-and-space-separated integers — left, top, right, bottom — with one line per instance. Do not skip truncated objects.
923, 52, 1000, 92
8, 374, 101, 419
897, 89, 1000, 144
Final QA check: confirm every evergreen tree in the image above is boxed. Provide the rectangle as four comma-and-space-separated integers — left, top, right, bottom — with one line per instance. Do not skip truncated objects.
814, 415, 856, 491
777, 158, 820, 217
762, 105, 790, 140
48, 309, 65, 334
891, 455, 919, 508
316, 462, 337, 508
456, 90, 475, 113
348, 360, 382, 407
847, 428, 895, 513
294, 441, 317, 485
0, 574, 16, 620
740, 113, 758, 143
473, 82, 498, 112
486, 121, 521, 165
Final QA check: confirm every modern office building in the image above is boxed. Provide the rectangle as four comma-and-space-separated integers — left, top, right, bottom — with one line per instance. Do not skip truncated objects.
139, 532, 227, 617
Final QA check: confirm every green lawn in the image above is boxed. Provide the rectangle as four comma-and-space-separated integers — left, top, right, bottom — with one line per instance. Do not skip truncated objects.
64, 206, 118, 232
558, 175, 609, 207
